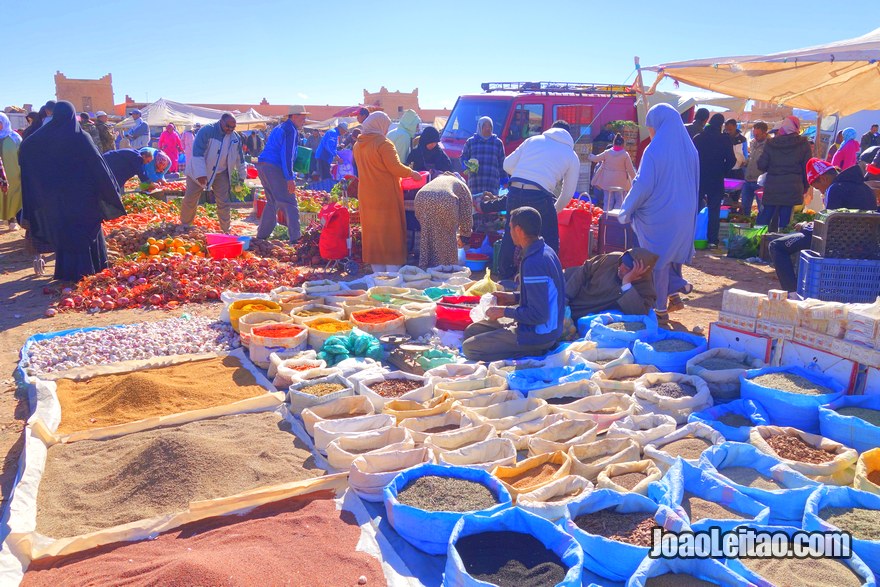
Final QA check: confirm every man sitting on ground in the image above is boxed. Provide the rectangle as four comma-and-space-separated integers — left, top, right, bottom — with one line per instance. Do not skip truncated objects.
565, 248, 657, 321
769, 158, 877, 293
462, 207, 565, 362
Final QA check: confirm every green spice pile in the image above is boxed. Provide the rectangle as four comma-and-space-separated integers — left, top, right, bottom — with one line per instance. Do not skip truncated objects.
836, 407, 880, 427
752, 372, 834, 396
397, 475, 498, 512
698, 357, 750, 371
651, 339, 697, 352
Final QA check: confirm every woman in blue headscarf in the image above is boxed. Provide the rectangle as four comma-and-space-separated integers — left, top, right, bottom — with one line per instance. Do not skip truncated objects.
831, 127, 859, 170
139, 147, 172, 183
618, 103, 699, 324
18, 101, 125, 281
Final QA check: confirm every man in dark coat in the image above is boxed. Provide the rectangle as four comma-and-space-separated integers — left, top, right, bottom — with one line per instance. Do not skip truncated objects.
693, 114, 735, 248
565, 247, 658, 321
685, 108, 710, 140
756, 116, 812, 231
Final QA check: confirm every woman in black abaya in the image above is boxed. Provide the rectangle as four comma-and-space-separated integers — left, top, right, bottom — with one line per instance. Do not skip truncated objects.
18, 101, 126, 281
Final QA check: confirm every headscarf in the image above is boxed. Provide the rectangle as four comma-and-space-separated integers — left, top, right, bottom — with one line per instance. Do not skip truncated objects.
408, 126, 451, 171
477, 116, 493, 137
141, 147, 172, 181
778, 115, 800, 136
841, 127, 858, 148
361, 111, 392, 136
0, 113, 21, 145
20, 112, 41, 140
612, 133, 624, 151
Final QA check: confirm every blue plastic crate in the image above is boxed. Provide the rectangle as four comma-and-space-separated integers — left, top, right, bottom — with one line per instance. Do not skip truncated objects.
797, 249, 880, 302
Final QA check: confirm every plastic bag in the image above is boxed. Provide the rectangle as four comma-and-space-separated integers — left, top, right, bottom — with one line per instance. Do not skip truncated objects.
803, 485, 880, 576
508, 364, 594, 393
437, 437, 517, 471
349, 446, 433, 502
749, 425, 859, 485
445, 507, 583, 587
563, 489, 686, 583
568, 438, 642, 482
632, 330, 708, 373
687, 399, 771, 442
607, 413, 678, 447
384, 463, 512, 555
633, 372, 713, 424
326, 426, 414, 470
643, 422, 725, 471
596, 459, 662, 495
726, 224, 767, 259
526, 418, 599, 456
591, 364, 659, 394
548, 392, 637, 432
287, 373, 354, 415
699, 441, 820, 525
629, 555, 753, 587
686, 347, 767, 403
741, 366, 845, 434
819, 394, 880, 454
517, 475, 594, 522
468, 293, 496, 324
398, 410, 474, 444
464, 269, 499, 297
317, 330, 383, 367
648, 460, 770, 531
492, 450, 572, 496
586, 312, 659, 349
313, 413, 395, 454
300, 395, 374, 436
855, 447, 880, 495
498, 414, 568, 451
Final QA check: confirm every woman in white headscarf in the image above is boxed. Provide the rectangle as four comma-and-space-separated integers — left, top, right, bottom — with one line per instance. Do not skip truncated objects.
353, 112, 423, 271
618, 103, 699, 323
0, 113, 22, 229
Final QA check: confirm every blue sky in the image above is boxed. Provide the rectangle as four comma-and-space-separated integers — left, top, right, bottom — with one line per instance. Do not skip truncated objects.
3, 0, 875, 110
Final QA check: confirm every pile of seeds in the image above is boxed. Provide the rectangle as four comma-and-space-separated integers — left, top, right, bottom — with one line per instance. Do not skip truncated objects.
545, 488, 585, 503
36, 412, 321, 538
610, 472, 647, 490
505, 463, 561, 490
651, 339, 697, 353
422, 424, 461, 434
455, 531, 566, 587
819, 507, 880, 541
574, 509, 656, 546
293, 308, 328, 317
765, 434, 835, 464
607, 321, 645, 332
718, 467, 786, 491
698, 357, 750, 371
54, 356, 268, 434
719, 412, 752, 427
740, 556, 863, 587
751, 372, 834, 396
660, 437, 713, 460
681, 492, 746, 522
836, 406, 880, 427
545, 396, 581, 405
868, 470, 880, 486
645, 574, 718, 587
298, 383, 346, 397
369, 379, 424, 398
585, 407, 622, 415
397, 475, 498, 512
649, 381, 698, 399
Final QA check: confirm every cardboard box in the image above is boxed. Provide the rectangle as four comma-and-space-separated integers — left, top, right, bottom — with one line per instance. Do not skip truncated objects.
792, 329, 853, 359
718, 312, 757, 333
779, 340, 859, 393
756, 320, 795, 340
708, 322, 773, 364
850, 343, 880, 370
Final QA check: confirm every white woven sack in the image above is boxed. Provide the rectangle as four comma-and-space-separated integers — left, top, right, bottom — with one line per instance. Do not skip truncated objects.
591, 364, 660, 394
466, 397, 550, 432
437, 438, 517, 471
686, 348, 766, 402
399, 410, 475, 444
749, 426, 859, 485
643, 422, 726, 471
357, 372, 432, 410
569, 438, 643, 482
527, 419, 599, 457
423, 423, 496, 452
325, 426, 414, 470
434, 375, 509, 399
606, 413, 678, 447
455, 391, 523, 410
596, 459, 663, 495
633, 372, 713, 424
549, 393, 636, 432
268, 349, 317, 379
529, 380, 599, 404
349, 447, 433, 502
301, 395, 375, 436
516, 475, 594, 521
313, 413, 396, 454
499, 414, 568, 451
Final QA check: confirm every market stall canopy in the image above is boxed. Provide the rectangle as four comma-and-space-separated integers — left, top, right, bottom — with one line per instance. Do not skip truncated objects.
643, 27, 880, 116
634, 89, 745, 143
304, 116, 359, 131
115, 99, 273, 129
234, 108, 275, 129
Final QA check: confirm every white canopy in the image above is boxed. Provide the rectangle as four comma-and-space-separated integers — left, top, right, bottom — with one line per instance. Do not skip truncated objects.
303, 116, 359, 131
644, 27, 880, 116
115, 99, 274, 129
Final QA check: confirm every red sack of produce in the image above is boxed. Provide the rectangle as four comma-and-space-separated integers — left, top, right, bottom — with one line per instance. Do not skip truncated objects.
558, 208, 592, 269
319, 202, 350, 261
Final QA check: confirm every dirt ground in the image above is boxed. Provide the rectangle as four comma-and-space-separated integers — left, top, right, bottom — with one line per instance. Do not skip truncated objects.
0, 225, 778, 512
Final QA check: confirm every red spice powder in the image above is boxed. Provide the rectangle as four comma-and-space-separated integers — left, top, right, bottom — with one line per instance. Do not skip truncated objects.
22, 491, 384, 587
353, 308, 401, 324
251, 323, 304, 338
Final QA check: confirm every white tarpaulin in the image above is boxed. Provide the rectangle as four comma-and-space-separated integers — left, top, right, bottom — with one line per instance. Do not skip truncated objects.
644, 27, 880, 116
115, 99, 274, 129
304, 116, 359, 131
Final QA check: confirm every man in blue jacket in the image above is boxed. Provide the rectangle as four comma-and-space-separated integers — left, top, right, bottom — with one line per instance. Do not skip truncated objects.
256, 105, 308, 243
315, 122, 348, 179
125, 109, 150, 149
463, 206, 565, 362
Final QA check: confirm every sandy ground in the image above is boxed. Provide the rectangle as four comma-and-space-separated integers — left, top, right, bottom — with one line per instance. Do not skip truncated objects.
0, 225, 778, 511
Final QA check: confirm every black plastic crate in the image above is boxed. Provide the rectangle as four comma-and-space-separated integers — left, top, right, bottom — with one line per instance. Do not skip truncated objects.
810, 210, 880, 260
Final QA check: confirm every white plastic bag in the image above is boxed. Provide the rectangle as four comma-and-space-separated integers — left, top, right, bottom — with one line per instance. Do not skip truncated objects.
469, 293, 497, 324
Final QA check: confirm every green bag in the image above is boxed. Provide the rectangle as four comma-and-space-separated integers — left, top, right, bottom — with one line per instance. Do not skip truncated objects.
293, 146, 313, 175
727, 224, 767, 259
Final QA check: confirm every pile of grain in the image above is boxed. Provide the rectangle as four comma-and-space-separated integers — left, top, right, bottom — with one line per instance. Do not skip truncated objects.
765, 434, 835, 464
681, 492, 746, 522
740, 556, 863, 587
660, 437, 713, 460
397, 475, 498, 512
574, 509, 656, 546
718, 467, 786, 491
607, 321, 645, 332
819, 507, 880, 541
751, 372, 834, 396
651, 339, 697, 353
649, 382, 698, 399
36, 411, 322, 538
718, 413, 752, 427
298, 383, 345, 397
610, 472, 647, 490
55, 356, 267, 433
455, 531, 566, 587
505, 463, 561, 490
545, 396, 581, 405
422, 424, 461, 434
23, 492, 384, 587
369, 379, 424, 398
836, 407, 880, 427
698, 357, 750, 371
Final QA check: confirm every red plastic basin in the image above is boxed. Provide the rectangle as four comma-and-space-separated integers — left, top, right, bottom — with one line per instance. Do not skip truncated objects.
206, 233, 239, 246
207, 241, 243, 259
401, 171, 429, 191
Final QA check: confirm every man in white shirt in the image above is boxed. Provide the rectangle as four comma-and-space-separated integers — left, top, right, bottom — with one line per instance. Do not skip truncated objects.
497, 120, 580, 279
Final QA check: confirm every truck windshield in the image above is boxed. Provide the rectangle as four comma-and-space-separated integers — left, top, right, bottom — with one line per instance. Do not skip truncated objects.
441, 98, 512, 141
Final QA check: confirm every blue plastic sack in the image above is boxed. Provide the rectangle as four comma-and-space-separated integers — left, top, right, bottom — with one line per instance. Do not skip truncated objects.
688, 399, 771, 442
694, 206, 709, 241
445, 507, 583, 587
577, 311, 620, 338
819, 395, 880, 454
648, 460, 770, 531
727, 523, 876, 585
563, 489, 686, 582
586, 311, 659, 349
804, 485, 880, 575
740, 366, 845, 434
632, 330, 708, 374
384, 463, 512, 555
508, 363, 593, 392
629, 553, 752, 586
699, 441, 819, 525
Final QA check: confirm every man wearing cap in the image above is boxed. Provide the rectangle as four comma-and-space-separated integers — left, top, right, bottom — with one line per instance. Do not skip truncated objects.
95, 111, 116, 153
315, 120, 348, 180
125, 109, 150, 149
769, 158, 877, 293
255, 105, 308, 243
79, 113, 101, 148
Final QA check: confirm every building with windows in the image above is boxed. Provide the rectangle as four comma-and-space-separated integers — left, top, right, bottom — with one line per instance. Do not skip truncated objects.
54, 71, 115, 114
